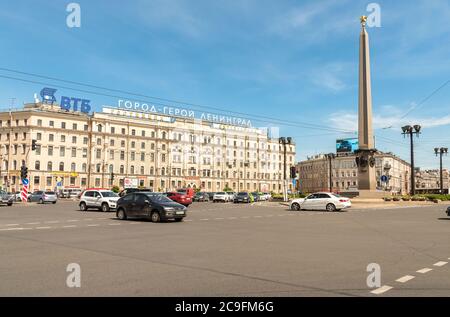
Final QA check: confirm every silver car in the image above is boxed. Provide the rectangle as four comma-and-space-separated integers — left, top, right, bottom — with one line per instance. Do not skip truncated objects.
28, 191, 58, 204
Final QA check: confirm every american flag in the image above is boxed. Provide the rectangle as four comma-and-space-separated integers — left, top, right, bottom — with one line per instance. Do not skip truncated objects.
21, 178, 29, 202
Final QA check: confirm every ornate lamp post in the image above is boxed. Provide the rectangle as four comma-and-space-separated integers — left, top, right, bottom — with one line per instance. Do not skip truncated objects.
402, 125, 421, 195
434, 147, 448, 194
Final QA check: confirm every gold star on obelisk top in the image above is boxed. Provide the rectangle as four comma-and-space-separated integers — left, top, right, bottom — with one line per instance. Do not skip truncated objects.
360, 15, 367, 28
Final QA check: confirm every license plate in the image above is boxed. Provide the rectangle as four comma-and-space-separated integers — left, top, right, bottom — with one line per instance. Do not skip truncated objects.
176, 211, 185, 215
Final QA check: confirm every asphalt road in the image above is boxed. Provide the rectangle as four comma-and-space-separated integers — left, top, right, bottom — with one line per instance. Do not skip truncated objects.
0, 200, 449, 296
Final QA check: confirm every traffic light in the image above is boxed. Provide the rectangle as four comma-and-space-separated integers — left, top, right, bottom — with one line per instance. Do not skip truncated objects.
20, 166, 28, 179
290, 166, 297, 179
31, 139, 37, 151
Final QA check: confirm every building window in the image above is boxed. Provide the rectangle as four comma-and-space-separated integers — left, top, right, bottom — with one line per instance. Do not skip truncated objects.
49, 134, 54, 142
72, 123, 77, 130
35, 161, 40, 170
130, 166, 135, 174
120, 151, 125, 160
111, 127, 115, 134
131, 152, 135, 161
37, 119, 42, 126
84, 124, 88, 131
36, 145, 41, 155
109, 150, 114, 160
131, 129, 136, 136
82, 163, 87, 172
70, 177, 76, 186
95, 178, 100, 187
36, 132, 42, 141
47, 162, 53, 171
82, 148, 87, 158
140, 166, 144, 175
60, 146, 65, 157
59, 162, 64, 171
96, 149, 101, 159
46, 177, 52, 187
49, 121, 54, 127
71, 163, 76, 172
34, 176, 40, 185
71, 148, 77, 157
83, 137, 88, 145
48, 146, 53, 156
140, 153, 145, 161
97, 138, 101, 146
97, 125, 102, 132
61, 122, 66, 129
81, 178, 86, 186
120, 165, 124, 174
72, 136, 77, 143
110, 139, 115, 146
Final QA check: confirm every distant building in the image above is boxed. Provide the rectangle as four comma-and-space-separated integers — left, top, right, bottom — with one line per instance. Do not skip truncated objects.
415, 169, 450, 194
296, 152, 411, 195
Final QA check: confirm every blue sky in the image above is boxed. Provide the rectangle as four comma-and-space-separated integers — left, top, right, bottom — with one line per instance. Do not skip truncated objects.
0, 0, 449, 169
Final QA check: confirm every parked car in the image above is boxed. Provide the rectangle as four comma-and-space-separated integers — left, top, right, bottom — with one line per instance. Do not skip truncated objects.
166, 191, 193, 207
290, 192, 351, 212
59, 188, 82, 198
0, 190, 14, 206
79, 189, 120, 212
177, 188, 195, 198
262, 192, 272, 201
116, 192, 186, 222
251, 192, 261, 202
119, 188, 152, 197
213, 192, 230, 203
233, 192, 252, 203
193, 192, 209, 202
446, 206, 450, 217
12, 191, 22, 201
206, 192, 215, 200
28, 191, 58, 204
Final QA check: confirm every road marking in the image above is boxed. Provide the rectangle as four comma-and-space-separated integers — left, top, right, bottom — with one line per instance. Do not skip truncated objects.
83, 218, 93, 221
396, 275, 415, 283
5, 224, 19, 227
25, 222, 40, 225
62, 225, 77, 228
87, 224, 99, 227
67, 220, 79, 222
45, 221, 59, 224
370, 285, 393, 295
416, 268, 433, 274
108, 223, 121, 226
0, 227, 31, 231
184, 220, 193, 222
200, 219, 209, 221
254, 216, 262, 218
36, 226, 51, 230
228, 217, 237, 220
433, 261, 448, 267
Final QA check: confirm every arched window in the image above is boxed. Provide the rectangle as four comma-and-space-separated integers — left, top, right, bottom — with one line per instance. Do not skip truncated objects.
71, 163, 76, 172
96, 164, 101, 173
120, 165, 124, 174
130, 166, 135, 174
59, 162, 64, 171
162, 131, 167, 139
140, 166, 144, 175
47, 162, 53, 171
35, 161, 40, 170
161, 167, 165, 176
82, 163, 87, 172
109, 164, 114, 173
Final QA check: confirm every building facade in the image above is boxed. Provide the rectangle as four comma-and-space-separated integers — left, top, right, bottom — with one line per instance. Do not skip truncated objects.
296, 152, 411, 195
415, 169, 450, 194
0, 102, 296, 193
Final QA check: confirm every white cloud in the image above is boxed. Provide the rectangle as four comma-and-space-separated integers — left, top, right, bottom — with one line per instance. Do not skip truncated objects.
328, 108, 450, 132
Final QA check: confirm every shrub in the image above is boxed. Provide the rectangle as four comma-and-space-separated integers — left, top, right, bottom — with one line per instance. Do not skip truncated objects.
111, 185, 120, 193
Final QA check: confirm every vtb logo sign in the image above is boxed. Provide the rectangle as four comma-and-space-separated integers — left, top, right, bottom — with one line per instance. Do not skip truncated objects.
40, 87, 91, 113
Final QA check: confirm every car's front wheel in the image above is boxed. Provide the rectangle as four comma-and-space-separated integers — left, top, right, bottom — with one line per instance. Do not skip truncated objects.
326, 203, 336, 212
79, 202, 88, 211
175, 218, 183, 222
117, 208, 127, 220
291, 203, 301, 211
101, 203, 110, 212
151, 211, 161, 223
39, 199, 44, 204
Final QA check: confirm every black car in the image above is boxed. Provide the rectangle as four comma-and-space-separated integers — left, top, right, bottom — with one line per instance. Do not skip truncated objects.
193, 192, 209, 202
251, 192, 261, 202
446, 206, 450, 217
119, 188, 152, 197
234, 192, 251, 203
116, 192, 187, 222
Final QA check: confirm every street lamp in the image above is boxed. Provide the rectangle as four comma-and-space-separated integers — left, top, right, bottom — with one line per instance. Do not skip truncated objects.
279, 137, 292, 202
434, 147, 448, 194
325, 153, 336, 193
402, 124, 421, 195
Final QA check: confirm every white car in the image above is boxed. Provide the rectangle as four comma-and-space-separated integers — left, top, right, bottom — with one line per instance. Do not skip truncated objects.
213, 192, 230, 203
290, 192, 351, 212
79, 189, 120, 212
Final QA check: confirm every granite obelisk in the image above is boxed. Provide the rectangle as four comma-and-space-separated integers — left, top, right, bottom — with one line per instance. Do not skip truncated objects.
356, 16, 377, 195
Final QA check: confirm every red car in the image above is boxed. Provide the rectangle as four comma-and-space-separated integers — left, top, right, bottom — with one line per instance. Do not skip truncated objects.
166, 192, 192, 207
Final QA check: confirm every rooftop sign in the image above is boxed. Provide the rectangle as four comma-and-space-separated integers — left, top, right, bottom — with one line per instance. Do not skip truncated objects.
117, 99, 252, 127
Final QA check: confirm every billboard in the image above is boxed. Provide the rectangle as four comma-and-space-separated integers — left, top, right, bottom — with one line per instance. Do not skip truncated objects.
336, 138, 359, 153
124, 178, 138, 189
